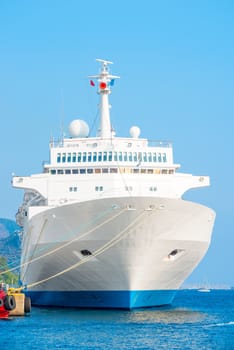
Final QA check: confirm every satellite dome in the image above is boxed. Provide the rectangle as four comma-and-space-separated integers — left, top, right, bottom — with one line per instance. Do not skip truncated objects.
69, 119, 89, 138
130, 126, 141, 138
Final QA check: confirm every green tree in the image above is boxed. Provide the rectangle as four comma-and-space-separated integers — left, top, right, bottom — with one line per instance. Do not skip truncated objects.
0, 256, 18, 285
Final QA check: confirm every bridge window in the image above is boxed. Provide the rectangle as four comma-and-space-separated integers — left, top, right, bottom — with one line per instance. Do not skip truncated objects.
153, 153, 157, 162
88, 152, 92, 162
83, 152, 87, 162
118, 152, 123, 161
108, 151, 113, 161
62, 153, 66, 162
158, 153, 162, 162
133, 152, 138, 162
93, 152, 97, 162
98, 152, 102, 161
143, 152, 147, 162
163, 153, 167, 162
103, 152, 107, 161
124, 152, 128, 161
148, 152, 152, 162
57, 153, 61, 163
77, 152, 81, 162
129, 152, 133, 161
72, 153, 76, 162
114, 152, 118, 161
67, 153, 71, 162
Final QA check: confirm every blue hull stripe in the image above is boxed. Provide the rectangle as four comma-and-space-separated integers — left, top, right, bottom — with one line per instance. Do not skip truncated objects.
26, 290, 177, 309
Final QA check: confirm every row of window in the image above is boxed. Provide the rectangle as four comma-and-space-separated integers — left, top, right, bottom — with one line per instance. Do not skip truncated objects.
68, 186, 158, 192
49, 167, 175, 175
56, 151, 167, 164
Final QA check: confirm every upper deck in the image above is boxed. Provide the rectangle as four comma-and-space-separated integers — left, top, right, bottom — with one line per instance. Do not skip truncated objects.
43, 135, 179, 175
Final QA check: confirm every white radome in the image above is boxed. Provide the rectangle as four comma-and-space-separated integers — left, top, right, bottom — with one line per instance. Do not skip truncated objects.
130, 126, 141, 138
69, 119, 89, 138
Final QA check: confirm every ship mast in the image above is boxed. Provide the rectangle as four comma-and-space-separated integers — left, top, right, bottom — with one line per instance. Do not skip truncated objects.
89, 59, 120, 139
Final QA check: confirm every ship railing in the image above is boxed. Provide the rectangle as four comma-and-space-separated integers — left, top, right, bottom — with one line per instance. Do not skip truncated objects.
49, 137, 172, 149
148, 140, 172, 148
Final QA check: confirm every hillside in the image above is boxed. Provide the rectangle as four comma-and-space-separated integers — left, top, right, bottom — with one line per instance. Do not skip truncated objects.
0, 218, 21, 267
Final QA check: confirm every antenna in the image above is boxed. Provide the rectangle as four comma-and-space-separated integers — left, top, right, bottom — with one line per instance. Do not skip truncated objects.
96, 59, 113, 74
60, 88, 65, 142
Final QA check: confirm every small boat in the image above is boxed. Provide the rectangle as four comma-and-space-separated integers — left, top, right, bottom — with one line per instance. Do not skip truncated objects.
197, 288, 211, 293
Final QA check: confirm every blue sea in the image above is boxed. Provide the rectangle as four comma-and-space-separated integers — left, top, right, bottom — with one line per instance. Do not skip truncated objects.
2, 290, 234, 349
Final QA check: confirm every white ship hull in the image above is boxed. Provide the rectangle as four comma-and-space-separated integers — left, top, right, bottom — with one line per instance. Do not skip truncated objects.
21, 197, 215, 309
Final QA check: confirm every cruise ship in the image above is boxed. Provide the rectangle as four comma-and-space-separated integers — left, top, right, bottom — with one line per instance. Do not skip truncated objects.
12, 59, 215, 309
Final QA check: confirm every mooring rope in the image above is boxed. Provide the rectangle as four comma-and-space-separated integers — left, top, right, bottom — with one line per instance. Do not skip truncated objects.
20, 205, 115, 274
0, 207, 126, 277
26, 209, 147, 289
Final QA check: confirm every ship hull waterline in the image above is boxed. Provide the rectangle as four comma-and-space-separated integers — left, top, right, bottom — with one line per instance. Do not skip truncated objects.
20, 196, 215, 309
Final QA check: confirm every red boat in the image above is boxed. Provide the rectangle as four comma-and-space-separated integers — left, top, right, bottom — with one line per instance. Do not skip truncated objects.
0, 288, 16, 319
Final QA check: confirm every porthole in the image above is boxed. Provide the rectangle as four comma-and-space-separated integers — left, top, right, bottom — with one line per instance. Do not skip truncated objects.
166, 249, 185, 261
80, 249, 92, 256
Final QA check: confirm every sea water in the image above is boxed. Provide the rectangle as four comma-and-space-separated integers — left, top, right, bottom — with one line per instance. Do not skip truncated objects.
1, 290, 234, 349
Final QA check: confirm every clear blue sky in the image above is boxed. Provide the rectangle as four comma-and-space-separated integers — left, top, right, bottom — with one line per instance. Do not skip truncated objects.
0, 0, 233, 286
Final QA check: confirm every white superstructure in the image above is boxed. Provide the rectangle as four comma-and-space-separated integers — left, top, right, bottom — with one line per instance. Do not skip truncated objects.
12, 59, 215, 309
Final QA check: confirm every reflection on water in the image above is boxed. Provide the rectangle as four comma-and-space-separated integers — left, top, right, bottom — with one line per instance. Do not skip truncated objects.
29, 306, 212, 350
124, 308, 206, 324
36, 305, 206, 325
